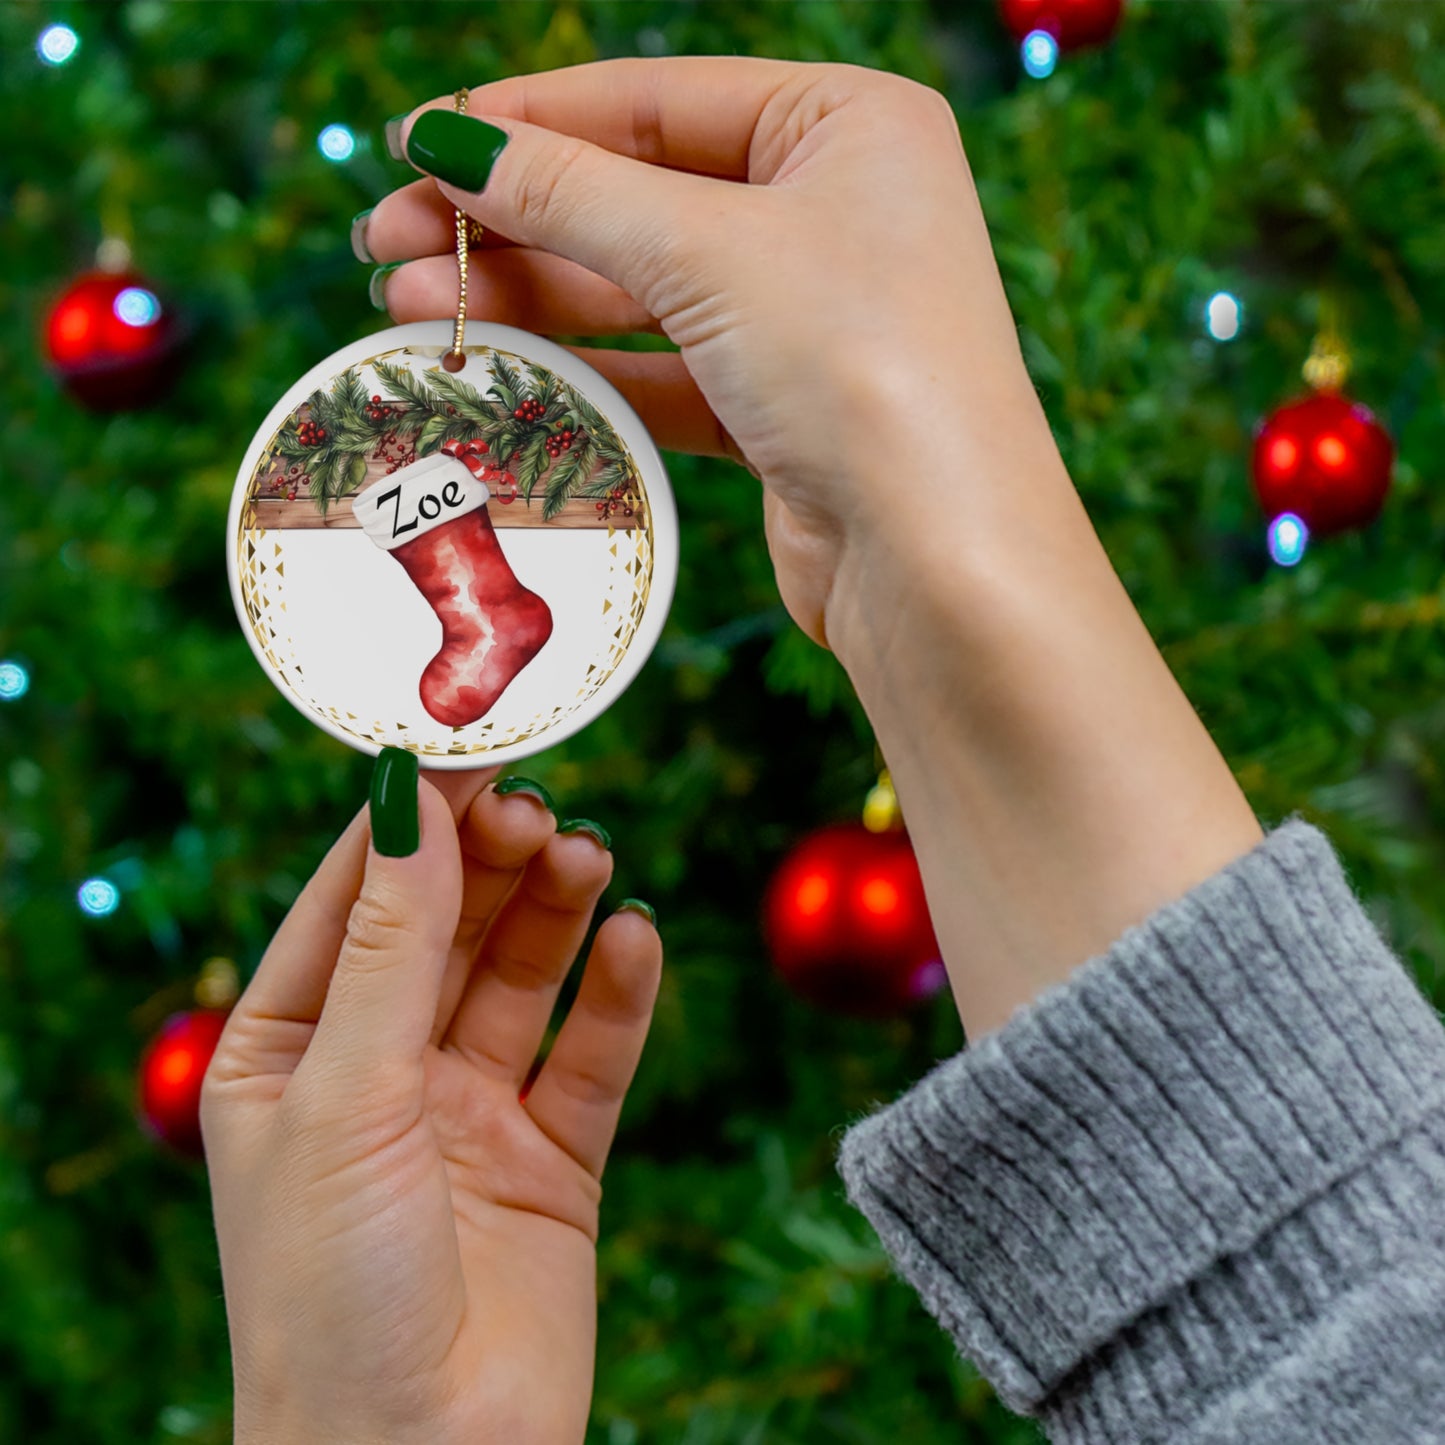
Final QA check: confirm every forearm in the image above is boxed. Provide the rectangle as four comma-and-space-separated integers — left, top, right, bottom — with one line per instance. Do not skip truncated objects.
826, 386, 1262, 1040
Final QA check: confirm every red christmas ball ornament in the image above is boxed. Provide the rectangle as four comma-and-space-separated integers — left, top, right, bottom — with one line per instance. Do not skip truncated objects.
1251, 392, 1394, 537
44, 269, 181, 410
763, 822, 945, 1017
998, 0, 1124, 50
137, 1008, 230, 1157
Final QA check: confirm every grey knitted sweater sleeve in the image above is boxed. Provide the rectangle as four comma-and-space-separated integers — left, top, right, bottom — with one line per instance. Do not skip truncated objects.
835, 818, 1445, 1444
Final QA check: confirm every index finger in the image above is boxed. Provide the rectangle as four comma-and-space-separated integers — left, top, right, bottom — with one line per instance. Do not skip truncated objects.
401, 55, 808, 182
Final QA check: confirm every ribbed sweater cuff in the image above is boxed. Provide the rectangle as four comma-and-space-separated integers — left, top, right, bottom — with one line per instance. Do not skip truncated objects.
835, 818, 1445, 1428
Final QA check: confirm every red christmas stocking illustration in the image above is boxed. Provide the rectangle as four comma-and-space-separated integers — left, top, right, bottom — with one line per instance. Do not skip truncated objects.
353, 452, 552, 726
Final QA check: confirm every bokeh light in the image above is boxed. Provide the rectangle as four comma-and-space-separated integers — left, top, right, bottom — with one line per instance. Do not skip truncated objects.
1268, 512, 1309, 567
794, 872, 831, 918
1022, 30, 1059, 79
114, 287, 162, 328
37, 24, 79, 66
0, 660, 29, 701
859, 876, 900, 918
317, 124, 356, 162
77, 878, 121, 917
1205, 291, 1242, 341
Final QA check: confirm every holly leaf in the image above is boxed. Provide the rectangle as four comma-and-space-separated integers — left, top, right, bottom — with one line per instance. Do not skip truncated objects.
415, 412, 454, 455
344, 452, 369, 494
515, 430, 551, 503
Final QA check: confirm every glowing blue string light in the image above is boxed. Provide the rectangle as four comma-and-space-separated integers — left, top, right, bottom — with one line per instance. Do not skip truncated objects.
1022, 30, 1059, 79
1206, 291, 1242, 342
0, 661, 29, 700
318, 124, 356, 162
1268, 512, 1308, 567
38, 24, 79, 66
114, 287, 162, 327
78, 878, 121, 917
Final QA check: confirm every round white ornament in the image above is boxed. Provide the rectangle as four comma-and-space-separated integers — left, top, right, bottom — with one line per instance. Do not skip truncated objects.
226, 321, 677, 768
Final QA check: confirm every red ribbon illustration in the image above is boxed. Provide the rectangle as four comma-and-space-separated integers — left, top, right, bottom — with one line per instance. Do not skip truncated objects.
440, 438, 518, 504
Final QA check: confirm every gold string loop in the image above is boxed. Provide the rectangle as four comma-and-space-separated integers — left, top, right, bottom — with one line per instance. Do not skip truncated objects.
442, 88, 478, 373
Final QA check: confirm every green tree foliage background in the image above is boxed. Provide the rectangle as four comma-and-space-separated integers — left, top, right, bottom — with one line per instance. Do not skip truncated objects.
2, 2, 1444, 1441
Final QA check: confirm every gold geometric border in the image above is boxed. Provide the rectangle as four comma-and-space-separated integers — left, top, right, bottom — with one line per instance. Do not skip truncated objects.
235, 343, 655, 756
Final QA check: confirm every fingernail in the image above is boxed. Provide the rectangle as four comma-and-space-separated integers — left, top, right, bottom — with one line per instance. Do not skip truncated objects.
384, 113, 409, 162
350, 208, 375, 264
369, 261, 404, 311
493, 775, 556, 813
405, 110, 510, 193
617, 898, 656, 926
370, 746, 420, 857
558, 818, 611, 851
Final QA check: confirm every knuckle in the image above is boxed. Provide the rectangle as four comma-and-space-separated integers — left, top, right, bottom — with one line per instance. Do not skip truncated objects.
486, 941, 559, 992
341, 892, 415, 968
892, 74, 958, 130
512, 135, 590, 231
551, 1058, 619, 1110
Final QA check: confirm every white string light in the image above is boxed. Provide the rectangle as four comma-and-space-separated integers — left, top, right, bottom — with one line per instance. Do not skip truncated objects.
318, 124, 356, 162
37, 24, 79, 66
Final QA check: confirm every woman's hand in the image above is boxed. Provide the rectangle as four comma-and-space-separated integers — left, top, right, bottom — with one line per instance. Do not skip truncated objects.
202, 760, 661, 1445
361, 56, 1053, 656
361, 59, 1262, 1041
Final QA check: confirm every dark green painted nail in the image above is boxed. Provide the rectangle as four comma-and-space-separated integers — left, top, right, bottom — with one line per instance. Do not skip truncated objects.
369, 261, 404, 311
617, 898, 656, 926
384, 113, 409, 162
405, 110, 510, 192
370, 747, 419, 857
350, 208, 375, 264
558, 818, 612, 851
494, 776, 556, 812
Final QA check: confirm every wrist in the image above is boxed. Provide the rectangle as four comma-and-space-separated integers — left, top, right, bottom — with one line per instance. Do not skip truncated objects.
823, 433, 1262, 1040
823, 379, 1076, 681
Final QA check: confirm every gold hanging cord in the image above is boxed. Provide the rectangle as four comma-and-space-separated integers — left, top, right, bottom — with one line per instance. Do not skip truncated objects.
1302, 293, 1350, 393
442, 88, 485, 373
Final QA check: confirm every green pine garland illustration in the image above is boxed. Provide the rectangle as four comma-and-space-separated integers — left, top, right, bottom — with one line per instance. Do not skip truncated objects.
271, 350, 640, 521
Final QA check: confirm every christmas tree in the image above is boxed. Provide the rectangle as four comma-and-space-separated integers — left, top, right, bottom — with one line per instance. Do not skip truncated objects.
2, 3, 1443, 1442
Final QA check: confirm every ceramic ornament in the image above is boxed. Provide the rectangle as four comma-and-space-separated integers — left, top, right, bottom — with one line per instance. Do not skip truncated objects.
226, 321, 678, 767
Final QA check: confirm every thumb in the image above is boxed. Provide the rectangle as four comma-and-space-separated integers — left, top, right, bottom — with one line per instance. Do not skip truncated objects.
305, 749, 462, 1087
398, 106, 744, 316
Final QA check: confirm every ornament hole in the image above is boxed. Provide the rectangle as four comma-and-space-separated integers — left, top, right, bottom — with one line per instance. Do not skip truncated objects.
443, 351, 467, 373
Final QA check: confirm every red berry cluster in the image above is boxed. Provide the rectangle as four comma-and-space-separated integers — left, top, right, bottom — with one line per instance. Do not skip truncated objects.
366, 393, 400, 424
267, 463, 304, 501
513, 399, 545, 422
373, 425, 418, 475
297, 417, 327, 447
594, 485, 635, 519
546, 427, 577, 460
